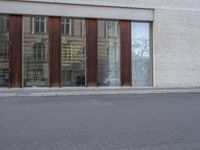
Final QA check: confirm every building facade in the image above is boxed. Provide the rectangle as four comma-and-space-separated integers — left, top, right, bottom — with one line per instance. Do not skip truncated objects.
0, 0, 200, 88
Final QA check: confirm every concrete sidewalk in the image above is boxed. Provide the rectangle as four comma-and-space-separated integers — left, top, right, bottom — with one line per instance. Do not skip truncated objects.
0, 87, 200, 97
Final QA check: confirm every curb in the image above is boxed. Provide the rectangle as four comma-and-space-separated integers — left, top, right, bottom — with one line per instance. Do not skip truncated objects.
0, 87, 200, 97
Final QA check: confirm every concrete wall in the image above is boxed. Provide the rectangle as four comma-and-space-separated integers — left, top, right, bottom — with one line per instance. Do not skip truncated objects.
16, 0, 200, 9
153, 9, 200, 88
0, 1, 154, 21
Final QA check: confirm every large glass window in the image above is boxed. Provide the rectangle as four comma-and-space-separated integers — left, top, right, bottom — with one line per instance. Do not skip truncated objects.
23, 16, 49, 87
0, 15, 9, 87
97, 20, 120, 86
61, 18, 86, 86
131, 22, 153, 86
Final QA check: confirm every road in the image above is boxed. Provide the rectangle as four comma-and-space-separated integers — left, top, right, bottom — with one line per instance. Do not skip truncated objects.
0, 93, 200, 150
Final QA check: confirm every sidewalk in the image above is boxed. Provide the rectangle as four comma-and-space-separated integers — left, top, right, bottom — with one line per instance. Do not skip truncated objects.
0, 87, 200, 97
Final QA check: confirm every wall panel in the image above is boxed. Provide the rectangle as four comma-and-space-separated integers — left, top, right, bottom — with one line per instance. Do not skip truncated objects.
49, 16, 61, 87
120, 20, 132, 86
9, 15, 22, 87
86, 19, 97, 86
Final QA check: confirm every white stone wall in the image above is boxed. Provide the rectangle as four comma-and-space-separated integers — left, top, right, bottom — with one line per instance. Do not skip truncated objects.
0, 1, 153, 21
18, 0, 200, 9
153, 9, 200, 88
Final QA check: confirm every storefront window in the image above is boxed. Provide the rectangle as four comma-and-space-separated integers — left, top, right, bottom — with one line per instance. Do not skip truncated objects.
61, 18, 86, 86
131, 22, 153, 86
23, 16, 49, 87
97, 20, 120, 86
0, 15, 9, 87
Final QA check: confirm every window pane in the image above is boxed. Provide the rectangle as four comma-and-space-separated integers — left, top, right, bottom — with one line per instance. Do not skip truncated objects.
97, 20, 120, 86
0, 15, 9, 87
74, 19, 82, 37
40, 21, 45, 32
23, 16, 49, 87
98, 20, 105, 38
131, 22, 153, 86
61, 18, 70, 35
35, 20, 40, 32
61, 18, 86, 86
65, 24, 70, 34
1, 16, 8, 33
61, 23, 65, 34
35, 16, 46, 33
40, 17, 45, 21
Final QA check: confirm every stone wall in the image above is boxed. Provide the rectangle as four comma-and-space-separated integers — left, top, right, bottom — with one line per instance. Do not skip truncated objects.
153, 9, 200, 88
19, 0, 200, 9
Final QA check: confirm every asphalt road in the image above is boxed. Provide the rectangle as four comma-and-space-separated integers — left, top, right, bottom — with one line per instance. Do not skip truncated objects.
0, 93, 200, 150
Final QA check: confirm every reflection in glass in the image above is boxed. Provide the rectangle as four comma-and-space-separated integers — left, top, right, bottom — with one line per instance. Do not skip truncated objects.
61, 18, 71, 35
97, 20, 120, 86
23, 16, 49, 87
61, 18, 86, 86
0, 15, 9, 87
131, 22, 153, 86
34, 17, 47, 33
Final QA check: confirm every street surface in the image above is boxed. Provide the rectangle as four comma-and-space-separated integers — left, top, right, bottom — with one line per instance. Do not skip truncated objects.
0, 93, 200, 150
